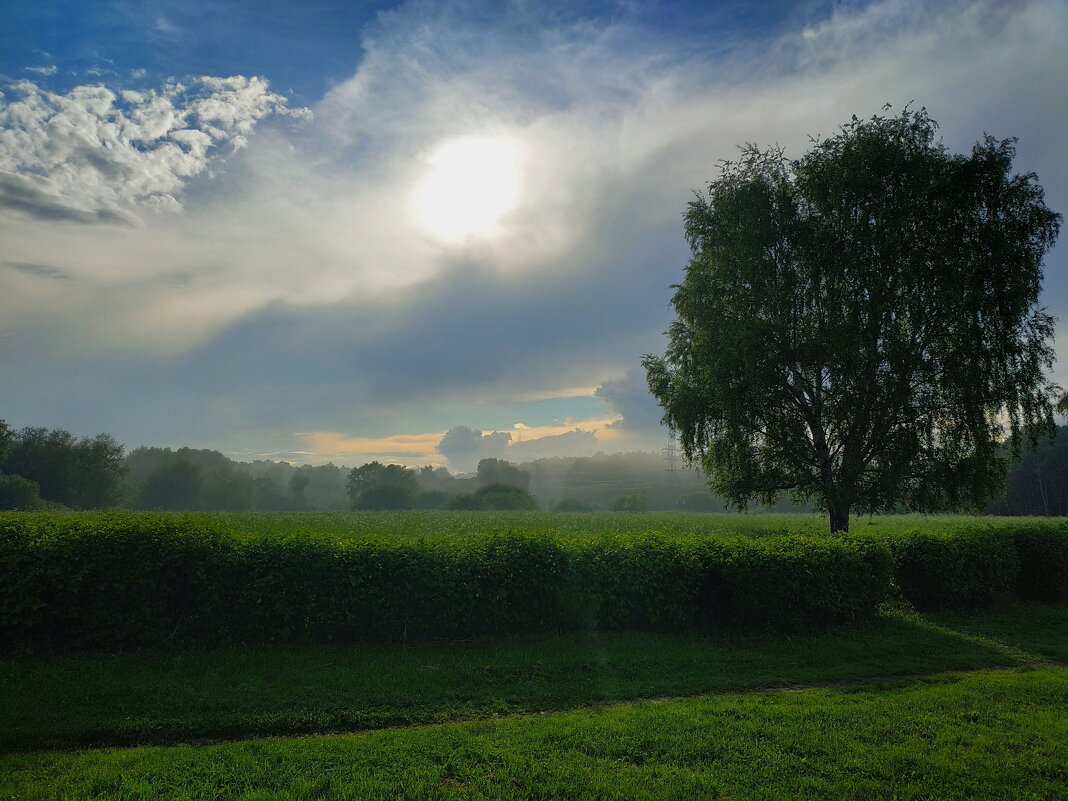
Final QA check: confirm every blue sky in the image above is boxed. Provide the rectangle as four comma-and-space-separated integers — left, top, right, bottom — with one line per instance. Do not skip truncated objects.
1, 0, 1066, 469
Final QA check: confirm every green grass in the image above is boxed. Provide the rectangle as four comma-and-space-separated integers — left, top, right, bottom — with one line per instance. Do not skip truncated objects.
3, 666, 1065, 800
3, 603, 1065, 752
8, 510, 1045, 544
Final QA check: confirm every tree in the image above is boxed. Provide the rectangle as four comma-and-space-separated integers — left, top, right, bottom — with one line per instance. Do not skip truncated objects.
346, 461, 419, 509
139, 459, 203, 510
474, 482, 538, 510
289, 472, 310, 509
644, 107, 1061, 533
2, 427, 125, 508
355, 483, 416, 510
476, 458, 531, 491
611, 490, 649, 512
0, 474, 42, 510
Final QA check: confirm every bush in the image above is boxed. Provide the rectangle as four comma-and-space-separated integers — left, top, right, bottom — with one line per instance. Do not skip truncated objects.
695, 536, 892, 631
1008, 521, 1068, 602
886, 527, 1019, 611
0, 474, 42, 510
611, 491, 649, 512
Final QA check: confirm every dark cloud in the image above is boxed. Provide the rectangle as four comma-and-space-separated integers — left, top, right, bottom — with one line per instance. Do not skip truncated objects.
437, 426, 511, 472
596, 367, 666, 431
435, 424, 602, 472
0, 172, 136, 226
4, 261, 75, 280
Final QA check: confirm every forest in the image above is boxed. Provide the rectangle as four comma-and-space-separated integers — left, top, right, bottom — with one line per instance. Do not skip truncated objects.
1, 419, 1065, 515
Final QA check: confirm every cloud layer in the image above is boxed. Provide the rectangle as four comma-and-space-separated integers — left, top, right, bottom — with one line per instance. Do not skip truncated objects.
1, 0, 1066, 464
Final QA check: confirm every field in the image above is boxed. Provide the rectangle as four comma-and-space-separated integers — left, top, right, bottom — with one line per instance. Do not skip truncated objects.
6, 509, 1032, 542
2, 511, 1066, 799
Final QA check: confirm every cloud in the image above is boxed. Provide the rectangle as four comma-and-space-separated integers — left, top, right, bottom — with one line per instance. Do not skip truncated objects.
0, 172, 137, 225
24, 66, 57, 77
437, 426, 512, 472
435, 421, 608, 472
596, 368, 666, 431
0, 75, 308, 223
4, 260, 76, 281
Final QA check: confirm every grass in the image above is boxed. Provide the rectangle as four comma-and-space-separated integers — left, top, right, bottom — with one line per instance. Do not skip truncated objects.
3, 603, 1065, 752
3, 666, 1065, 800
7, 510, 1050, 544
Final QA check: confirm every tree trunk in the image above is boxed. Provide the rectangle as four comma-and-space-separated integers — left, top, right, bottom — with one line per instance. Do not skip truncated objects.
828, 505, 850, 534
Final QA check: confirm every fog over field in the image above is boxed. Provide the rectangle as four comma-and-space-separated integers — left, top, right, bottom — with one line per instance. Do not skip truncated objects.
2, 0, 1066, 470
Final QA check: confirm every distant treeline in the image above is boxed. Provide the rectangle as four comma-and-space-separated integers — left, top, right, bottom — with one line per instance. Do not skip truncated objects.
0, 418, 1062, 514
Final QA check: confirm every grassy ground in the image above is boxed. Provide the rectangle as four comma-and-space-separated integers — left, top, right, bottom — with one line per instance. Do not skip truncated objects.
9, 510, 1049, 544
3, 666, 1065, 800
3, 603, 1065, 752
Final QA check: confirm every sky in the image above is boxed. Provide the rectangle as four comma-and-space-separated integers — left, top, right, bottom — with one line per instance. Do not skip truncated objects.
1, 0, 1066, 471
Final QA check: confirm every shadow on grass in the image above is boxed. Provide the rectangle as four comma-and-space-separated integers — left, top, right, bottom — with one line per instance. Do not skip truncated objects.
1, 602, 1063, 753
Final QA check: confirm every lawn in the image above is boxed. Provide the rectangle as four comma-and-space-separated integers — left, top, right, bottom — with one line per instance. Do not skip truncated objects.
3, 666, 1065, 800
3, 603, 1065, 753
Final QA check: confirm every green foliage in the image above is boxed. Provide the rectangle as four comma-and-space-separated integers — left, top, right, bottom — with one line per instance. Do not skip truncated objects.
553, 497, 593, 512
474, 482, 538, 510
354, 483, 416, 510
611, 490, 649, 512
415, 489, 450, 509
139, 459, 203, 509
444, 492, 484, 510
346, 462, 418, 509
883, 528, 1020, 611
1, 427, 125, 509
644, 107, 1061, 532
0, 512, 908, 652
476, 458, 531, 490
0, 474, 42, 510
1006, 522, 1068, 601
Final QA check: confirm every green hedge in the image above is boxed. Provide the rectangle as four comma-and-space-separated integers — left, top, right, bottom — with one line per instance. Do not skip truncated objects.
877, 521, 1068, 611
885, 528, 1019, 611
4, 513, 1064, 653
0, 513, 893, 652
1007, 522, 1068, 602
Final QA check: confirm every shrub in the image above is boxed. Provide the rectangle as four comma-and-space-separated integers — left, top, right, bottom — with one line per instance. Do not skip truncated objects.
695, 536, 892, 631
886, 527, 1019, 611
0, 474, 42, 510
1008, 521, 1068, 602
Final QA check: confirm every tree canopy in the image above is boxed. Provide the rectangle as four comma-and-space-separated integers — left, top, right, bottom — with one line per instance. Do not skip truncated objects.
644, 107, 1061, 532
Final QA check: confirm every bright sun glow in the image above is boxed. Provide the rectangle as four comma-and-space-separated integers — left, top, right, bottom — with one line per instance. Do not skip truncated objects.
414, 135, 523, 241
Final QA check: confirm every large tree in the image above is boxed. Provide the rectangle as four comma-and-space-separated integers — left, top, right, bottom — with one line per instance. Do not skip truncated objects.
643, 108, 1061, 532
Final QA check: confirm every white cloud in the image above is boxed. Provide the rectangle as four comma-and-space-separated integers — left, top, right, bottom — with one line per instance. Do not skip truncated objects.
0, 75, 309, 223
23, 65, 57, 77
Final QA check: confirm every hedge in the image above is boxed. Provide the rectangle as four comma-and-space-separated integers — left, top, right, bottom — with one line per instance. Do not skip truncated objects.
883, 528, 1019, 611
0, 513, 892, 653
3, 513, 1064, 653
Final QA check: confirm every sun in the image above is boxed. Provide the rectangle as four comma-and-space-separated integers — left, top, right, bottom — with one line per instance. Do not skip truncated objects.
414, 135, 523, 241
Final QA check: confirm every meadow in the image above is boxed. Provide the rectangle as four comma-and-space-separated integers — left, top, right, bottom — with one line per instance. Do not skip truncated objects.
6, 509, 1028, 543
2, 511, 1066, 799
